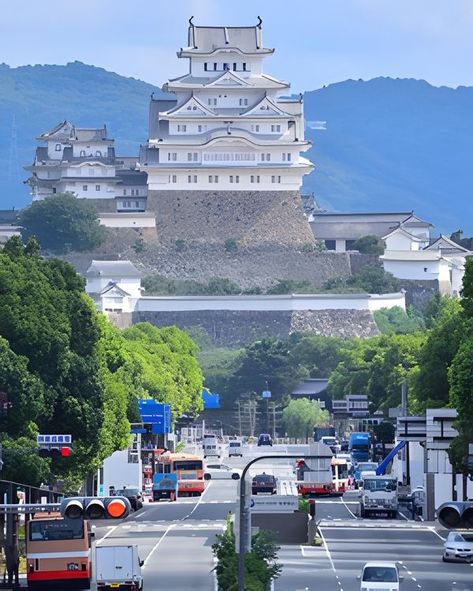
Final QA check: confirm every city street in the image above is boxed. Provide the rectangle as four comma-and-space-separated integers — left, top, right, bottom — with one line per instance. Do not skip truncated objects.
90, 444, 473, 591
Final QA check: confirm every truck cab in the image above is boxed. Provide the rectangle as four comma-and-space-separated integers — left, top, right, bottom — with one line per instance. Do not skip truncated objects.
360, 475, 398, 518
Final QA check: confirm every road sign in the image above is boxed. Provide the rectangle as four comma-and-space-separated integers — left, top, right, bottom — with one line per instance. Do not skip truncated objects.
138, 400, 172, 434
37, 434, 72, 445
250, 494, 298, 514
262, 390, 272, 399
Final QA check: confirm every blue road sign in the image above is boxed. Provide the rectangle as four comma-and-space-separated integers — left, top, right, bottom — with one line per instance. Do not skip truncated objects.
37, 434, 72, 445
138, 400, 172, 434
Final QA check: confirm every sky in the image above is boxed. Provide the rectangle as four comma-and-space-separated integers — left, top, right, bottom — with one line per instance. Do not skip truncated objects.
0, 0, 472, 92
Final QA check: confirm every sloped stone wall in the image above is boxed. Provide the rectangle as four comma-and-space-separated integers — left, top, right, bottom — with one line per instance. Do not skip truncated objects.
132, 308, 380, 346
147, 190, 315, 247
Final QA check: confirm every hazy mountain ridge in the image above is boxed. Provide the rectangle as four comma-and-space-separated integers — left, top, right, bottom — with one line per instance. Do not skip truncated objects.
1, 63, 472, 232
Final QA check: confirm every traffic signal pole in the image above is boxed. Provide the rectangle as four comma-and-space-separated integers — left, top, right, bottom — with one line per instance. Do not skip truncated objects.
237, 453, 328, 591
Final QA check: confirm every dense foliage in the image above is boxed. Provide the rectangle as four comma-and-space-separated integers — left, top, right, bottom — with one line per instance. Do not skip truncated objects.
352, 235, 385, 255
19, 193, 106, 253
0, 237, 203, 488
212, 519, 281, 591
282, 398, 329, 439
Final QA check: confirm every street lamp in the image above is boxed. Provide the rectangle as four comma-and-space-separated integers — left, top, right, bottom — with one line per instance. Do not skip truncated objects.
237, 453, 329, 591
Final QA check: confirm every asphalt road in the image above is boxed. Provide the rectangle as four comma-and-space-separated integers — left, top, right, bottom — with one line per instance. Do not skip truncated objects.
88, 443, 473, 591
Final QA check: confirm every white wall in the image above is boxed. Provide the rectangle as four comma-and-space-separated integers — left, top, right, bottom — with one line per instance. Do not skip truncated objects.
98, 213, 155, 228
383, 259, 441, 281
137, 292, 406, 313
385, 232, 419, 251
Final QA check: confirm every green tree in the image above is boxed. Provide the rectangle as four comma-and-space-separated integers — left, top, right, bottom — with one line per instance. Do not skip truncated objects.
289, 335, 343, 377
448, 338, 473, 473
266, 278, 316, 295
374, 306, 425, 334
282, 398, 329, 440
352, 234, 385, 255
19, 193, 106, 253
323, 265, 400, 294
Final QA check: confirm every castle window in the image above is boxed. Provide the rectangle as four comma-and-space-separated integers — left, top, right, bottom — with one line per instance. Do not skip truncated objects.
95, 184, 101, 191
282, 153, 292, 162
229, 175, 240, 184
271, 176, 281, 184
242, 63, 247, 71
198, 125, 207, 133
123, 189, 127, 195
239, 98, 248, 106
135, 201, 140, 208
177, 124, 187, 132
213, 63, 218, 71
209, 175, 219, 184
83, 185, 88, 191
250, 175, 260, 184
223, 63, 230, 71
204, 62, 208, 71
188, 152, 198, 162
55, 144, 61, 151
169, 175, 177, 183
233, 63, 237, 71
208, 98, 217, 106
251, 124, 260, 132
261, 153, 271, 162
271, 124, 281, 133
80, 150, 86, 157
95, 150, 102, 157
168, 152, 177, 161
187, 175, 197, 184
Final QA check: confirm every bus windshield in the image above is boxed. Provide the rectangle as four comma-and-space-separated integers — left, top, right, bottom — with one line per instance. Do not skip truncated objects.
29, 519, 84, 541
173, 460, 203, 471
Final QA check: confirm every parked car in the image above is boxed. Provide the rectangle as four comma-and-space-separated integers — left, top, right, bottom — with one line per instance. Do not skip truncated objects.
443, 531, 473, 562
252, 473, 277, 495
228, 440, 243, 457
357, 562, 402, 590
257, 433, 273, 447
114, 487, 143, 511
204, 464, 242, 480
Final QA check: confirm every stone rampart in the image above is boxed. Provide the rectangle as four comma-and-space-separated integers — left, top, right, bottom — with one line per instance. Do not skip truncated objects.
146, 189, 315, 246
132, 308, 380, 346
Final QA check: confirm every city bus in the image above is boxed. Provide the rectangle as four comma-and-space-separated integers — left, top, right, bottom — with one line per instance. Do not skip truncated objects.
152, 452, 205, 500
26, 513, 91, 589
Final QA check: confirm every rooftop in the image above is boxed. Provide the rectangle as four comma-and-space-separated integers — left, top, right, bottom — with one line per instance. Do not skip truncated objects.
86, 260, 142, 278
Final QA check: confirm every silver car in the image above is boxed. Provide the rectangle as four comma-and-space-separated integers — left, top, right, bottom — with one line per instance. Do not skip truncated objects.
443, 531, 473, 562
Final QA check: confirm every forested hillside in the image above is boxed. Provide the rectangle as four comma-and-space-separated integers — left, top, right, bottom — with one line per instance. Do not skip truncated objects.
1, 62, 472, 232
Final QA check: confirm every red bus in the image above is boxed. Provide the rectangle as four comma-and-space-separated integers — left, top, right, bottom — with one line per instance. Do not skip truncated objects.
153, 452, 205, 500
26, 513, 91, 589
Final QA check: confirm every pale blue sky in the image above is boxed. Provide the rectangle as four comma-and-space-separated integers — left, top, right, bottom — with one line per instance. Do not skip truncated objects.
1, 0, 472, 91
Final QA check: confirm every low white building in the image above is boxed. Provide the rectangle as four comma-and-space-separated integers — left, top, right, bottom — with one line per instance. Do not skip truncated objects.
85, 260, 142, 313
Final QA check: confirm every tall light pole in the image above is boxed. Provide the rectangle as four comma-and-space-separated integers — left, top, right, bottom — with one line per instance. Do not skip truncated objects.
237, 452, 329, 591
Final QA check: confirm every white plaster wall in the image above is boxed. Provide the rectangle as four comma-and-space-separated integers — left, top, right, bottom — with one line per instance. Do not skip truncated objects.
71, 142, 110, 158
335, 239, 346, 253
383, 259, 441, 281
367, 294, 406, 311
385, 232, 418, 251
98, 214, 156, 228
137, 293, 405, 313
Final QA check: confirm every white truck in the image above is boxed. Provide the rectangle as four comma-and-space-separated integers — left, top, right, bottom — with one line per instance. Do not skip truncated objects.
96, 545, 144, 591
203, 433, 221, 458
360, 474, 398, 518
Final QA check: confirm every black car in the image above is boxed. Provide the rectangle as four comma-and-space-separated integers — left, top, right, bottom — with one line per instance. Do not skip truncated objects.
252, 473, 277, 495
257, 433, 273, 447
115, 488, 143, 511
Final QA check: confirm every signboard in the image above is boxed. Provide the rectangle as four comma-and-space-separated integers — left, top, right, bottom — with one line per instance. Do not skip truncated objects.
262, 390, 272, 399
138, 400, 171, 434
37, 434, 72, 445
152, 473, 178, 491
250, 494, 298, 514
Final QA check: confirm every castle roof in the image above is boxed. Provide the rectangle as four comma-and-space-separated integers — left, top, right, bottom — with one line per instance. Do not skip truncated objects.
86, 260, 142, 278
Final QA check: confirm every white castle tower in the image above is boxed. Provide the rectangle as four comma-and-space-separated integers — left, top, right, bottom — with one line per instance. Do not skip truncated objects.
140, 17, 314, 192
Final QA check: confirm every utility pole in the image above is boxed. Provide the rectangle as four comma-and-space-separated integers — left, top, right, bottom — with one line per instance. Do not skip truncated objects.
237, 401, 242, 437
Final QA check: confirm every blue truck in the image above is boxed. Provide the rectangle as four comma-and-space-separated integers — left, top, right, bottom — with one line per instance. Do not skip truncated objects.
349, 432, 371, 463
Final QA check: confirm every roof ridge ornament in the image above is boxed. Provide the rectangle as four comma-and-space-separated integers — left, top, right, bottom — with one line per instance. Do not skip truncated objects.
257, 16, 262, 29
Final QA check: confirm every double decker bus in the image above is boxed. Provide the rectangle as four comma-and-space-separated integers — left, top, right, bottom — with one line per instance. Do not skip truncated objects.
26, 513, 91, 589
152, 452, 205, 501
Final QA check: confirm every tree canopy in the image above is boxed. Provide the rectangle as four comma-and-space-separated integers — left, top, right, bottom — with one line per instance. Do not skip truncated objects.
19, 192, 106, 253
282, 398, 329, 439
352, 234, 385, 255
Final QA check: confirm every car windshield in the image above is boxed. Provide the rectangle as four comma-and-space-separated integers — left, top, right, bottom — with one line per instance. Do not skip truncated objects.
454, 533, 473, 543
116, 488, 139, 496
254, 475, 274, 483
357, 463, 378, 472
229, 443, 240, 447
323, 438, 337, 445
363, 479, 397, 492
362, 566, 398, 582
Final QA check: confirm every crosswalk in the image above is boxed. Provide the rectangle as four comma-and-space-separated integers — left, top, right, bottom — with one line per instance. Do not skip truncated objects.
320, 519, 433, 530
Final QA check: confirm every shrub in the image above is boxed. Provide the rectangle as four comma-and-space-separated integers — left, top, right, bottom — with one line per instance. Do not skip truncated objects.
352, 234, 385, 255
225, 239, 238, 253
175, 239, 186, 252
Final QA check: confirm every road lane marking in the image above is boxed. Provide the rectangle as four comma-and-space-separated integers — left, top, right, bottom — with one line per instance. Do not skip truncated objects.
142, 524, 176, 568
340, 497, 358, 519
183, 480, 213, 519
96, 525, 118, 544
427, 526, 446, 541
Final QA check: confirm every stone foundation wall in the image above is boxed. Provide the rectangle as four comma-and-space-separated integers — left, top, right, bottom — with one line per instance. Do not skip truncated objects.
132, 308, 380, 346
147, 190, 315, 247
87, 198, 117, 213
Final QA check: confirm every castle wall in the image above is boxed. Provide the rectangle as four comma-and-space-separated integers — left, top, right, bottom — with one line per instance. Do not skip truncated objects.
146, 189, 315, 246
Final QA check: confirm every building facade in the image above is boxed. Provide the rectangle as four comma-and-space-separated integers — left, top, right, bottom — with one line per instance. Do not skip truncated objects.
25, 121, 147, 213
140, 19, 314, 192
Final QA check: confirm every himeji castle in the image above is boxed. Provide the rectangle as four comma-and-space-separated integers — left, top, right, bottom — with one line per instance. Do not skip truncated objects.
140, 17, 314, 193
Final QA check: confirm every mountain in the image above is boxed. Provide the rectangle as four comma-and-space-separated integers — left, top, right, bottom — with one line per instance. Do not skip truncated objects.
0, 63, 472, 232
303, 78, 473, 233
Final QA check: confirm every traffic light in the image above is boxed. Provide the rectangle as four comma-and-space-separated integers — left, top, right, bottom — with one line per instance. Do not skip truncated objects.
60, 497, 131, 520
39, 447, 73, 458
437, 502, 473, 529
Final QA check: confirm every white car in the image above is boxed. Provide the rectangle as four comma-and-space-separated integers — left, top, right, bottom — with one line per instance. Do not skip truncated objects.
204, 464, 242, 480
443, 530, 473, 562
357, 561, 402, 590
